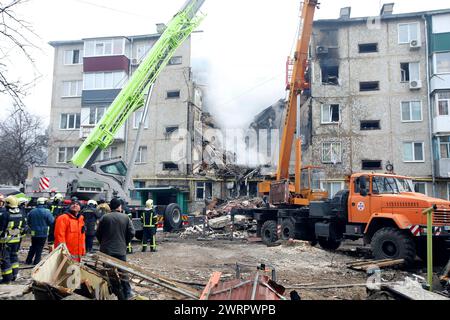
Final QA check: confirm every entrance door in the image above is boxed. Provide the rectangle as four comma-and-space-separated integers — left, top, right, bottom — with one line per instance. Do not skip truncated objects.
349, 175, 372, 223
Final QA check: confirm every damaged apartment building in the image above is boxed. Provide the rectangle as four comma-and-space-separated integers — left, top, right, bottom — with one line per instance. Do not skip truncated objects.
47, 28, 239, 214
300, 4, 450, 200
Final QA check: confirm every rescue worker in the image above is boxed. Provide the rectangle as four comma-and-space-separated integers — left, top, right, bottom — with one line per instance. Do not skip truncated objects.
141, 199, 157, 252
25, 197, 54, 265
54, 199, 86, 262
48, 193, 64, 247
120, 199, 133, 254
81, 200, 101, 253
0, 196, 26, 283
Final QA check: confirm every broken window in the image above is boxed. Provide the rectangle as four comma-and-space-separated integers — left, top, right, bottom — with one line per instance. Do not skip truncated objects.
321, 65, 339, 85
165, 126, 179, 135
319, 29, 338, 47
362, 160, 382, 170
401, 62, 420, 82
358, 43, 378, 53
195, 182, 212, 201
414, 182, 427, 195
163, 162, 179, 171
360, 120, 381, 130
249, 182, 258, 197
322, 142, 342, 164
166, 90, 180, 99
359, 81, 379, 91
321, 104, 340, 123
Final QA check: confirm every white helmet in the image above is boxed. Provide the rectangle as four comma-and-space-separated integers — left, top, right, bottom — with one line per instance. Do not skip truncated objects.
88, 200, 98, 206
54, 193, 64, 201
37, 197, 48, 205
145, 199, 154, 209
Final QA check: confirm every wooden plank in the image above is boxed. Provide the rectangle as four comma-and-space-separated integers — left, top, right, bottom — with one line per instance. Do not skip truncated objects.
92, 252, 200, 300
200, 272, 222, 300
51, 256, 68, 284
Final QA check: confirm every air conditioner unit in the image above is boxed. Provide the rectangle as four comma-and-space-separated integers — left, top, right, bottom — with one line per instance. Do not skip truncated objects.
409, 39, 421, 49
316, 46, 329, 55
409, 80, 422, 90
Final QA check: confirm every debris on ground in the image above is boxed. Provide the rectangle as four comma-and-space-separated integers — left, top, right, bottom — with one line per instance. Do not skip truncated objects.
346, 259, 405, 271
206, 198, 265, 218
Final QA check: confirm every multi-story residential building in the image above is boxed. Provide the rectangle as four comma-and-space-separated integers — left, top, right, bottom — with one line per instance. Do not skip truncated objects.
301, 4, 450, 200
48, 31, 226, 213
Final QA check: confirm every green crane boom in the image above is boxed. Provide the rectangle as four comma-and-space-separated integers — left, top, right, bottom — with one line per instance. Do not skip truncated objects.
71, 0, 205, 168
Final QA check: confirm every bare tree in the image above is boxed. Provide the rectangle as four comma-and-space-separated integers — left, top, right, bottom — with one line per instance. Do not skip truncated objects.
0, 0, 40, 110
0, 108, 47, 185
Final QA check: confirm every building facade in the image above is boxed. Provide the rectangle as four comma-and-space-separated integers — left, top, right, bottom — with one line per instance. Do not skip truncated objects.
48, 32, 226, 213
301, 4, 450, 200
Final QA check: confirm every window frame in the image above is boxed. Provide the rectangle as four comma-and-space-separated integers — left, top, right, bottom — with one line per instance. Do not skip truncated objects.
62, 80, 83, 98
57, 147, 78, 164
135, 146, 148, 164
439, 136, 450, 159
84, 38, 126, 57
403, 141, 425, 163
433, 51, 450, 75
166, 90, 181, 99
358, 43, 378, 53
322, 142, 342, 164
63, 49, 83, 65
101, 146, 118, 161
83, 71, 127, 90
321, 104, 340, 124
398, 22, 420, 44
414, 182, 428, 195
168, 56, 183, 65
320, 181, 344, 199
60, 113, 81, 130
360, 120, 381, 131
436, 91, 450, 116
401, 101, 423, 122
133, 110, 149, 129
359, 81, 380, 92
162, 162, 179, 171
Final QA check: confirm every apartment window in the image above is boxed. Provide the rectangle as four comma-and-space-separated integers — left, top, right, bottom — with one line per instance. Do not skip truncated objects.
414, 182, 427, 195
434, 52, 450, 74
321, 104, 340, 123
437, 91, 450, 116
195, 182, 212, 201
57, 147, 78, 163
60, 113, 81, 130
362, 160, 382, 170
84, 38, 125, 57
83, 71, 127, 90
322, 142, 342, 164
135, 44, 152, 61
400, 62, 420, 82
130, 181, 145, 201
101, 146, 117, 161
440, 136, 450, 159
401, 101, 422, 122
166, 90, 181, 99
403, 142, 424, 162
64, 49, 83, 65
321, 65, 339, 85
62, 80, 82, 97
358, 43, 378, 53
165, 126, 179, 136
133, 110, 149, 129
135, 146, 148, 164
360, 120, 381, 130
163, 162, 179, 171
360, 81, 379, 91
398, 23, 419, 44
320, 181, 344, 199
169, 56, 182, 65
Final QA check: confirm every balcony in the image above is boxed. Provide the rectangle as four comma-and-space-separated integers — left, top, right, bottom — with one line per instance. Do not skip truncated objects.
433, 115, 450, 134
435, 158, 450, 178
430, 74, 450, 92
80, 124, 125, 141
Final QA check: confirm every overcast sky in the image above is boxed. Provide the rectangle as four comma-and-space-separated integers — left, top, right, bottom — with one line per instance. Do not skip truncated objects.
9, 0, 450, 128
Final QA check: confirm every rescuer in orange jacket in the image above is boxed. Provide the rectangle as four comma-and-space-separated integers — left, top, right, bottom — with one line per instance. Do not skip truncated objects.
54, 200, 86, 261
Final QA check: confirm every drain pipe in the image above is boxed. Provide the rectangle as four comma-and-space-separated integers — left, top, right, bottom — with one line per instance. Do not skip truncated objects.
423, 16, 436, 197
425, 17, 437, 197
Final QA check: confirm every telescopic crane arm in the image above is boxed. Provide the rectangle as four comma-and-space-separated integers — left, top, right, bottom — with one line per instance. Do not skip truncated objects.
71, 0, 206, 168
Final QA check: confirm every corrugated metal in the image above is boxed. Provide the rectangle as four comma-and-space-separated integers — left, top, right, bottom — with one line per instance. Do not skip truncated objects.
206, 274, 284, 300
83, 56, 129, 73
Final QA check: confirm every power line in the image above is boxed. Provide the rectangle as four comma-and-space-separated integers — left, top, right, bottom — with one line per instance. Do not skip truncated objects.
69, 0, 154, 20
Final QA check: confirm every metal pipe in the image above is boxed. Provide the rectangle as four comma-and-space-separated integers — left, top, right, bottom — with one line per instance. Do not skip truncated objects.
123, 85, 154, 193
423, 15, 436, 197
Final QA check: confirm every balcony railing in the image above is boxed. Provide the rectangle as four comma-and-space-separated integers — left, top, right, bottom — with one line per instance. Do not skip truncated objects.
80, 124, 125, 141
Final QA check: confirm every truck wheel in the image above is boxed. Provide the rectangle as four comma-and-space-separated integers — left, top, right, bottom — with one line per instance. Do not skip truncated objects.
371, 228, 416, 265
163, 203, 182, 232
261, 220, 278, 246
318, 238, 341, 250
416, 238, 450, 265
281, 220, 295, 240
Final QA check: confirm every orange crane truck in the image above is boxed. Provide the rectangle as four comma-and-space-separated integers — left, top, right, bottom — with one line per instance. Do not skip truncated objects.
232, 1, 450, 265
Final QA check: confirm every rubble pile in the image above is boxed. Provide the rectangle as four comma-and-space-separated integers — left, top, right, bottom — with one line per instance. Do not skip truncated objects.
206, 197, 265, 218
